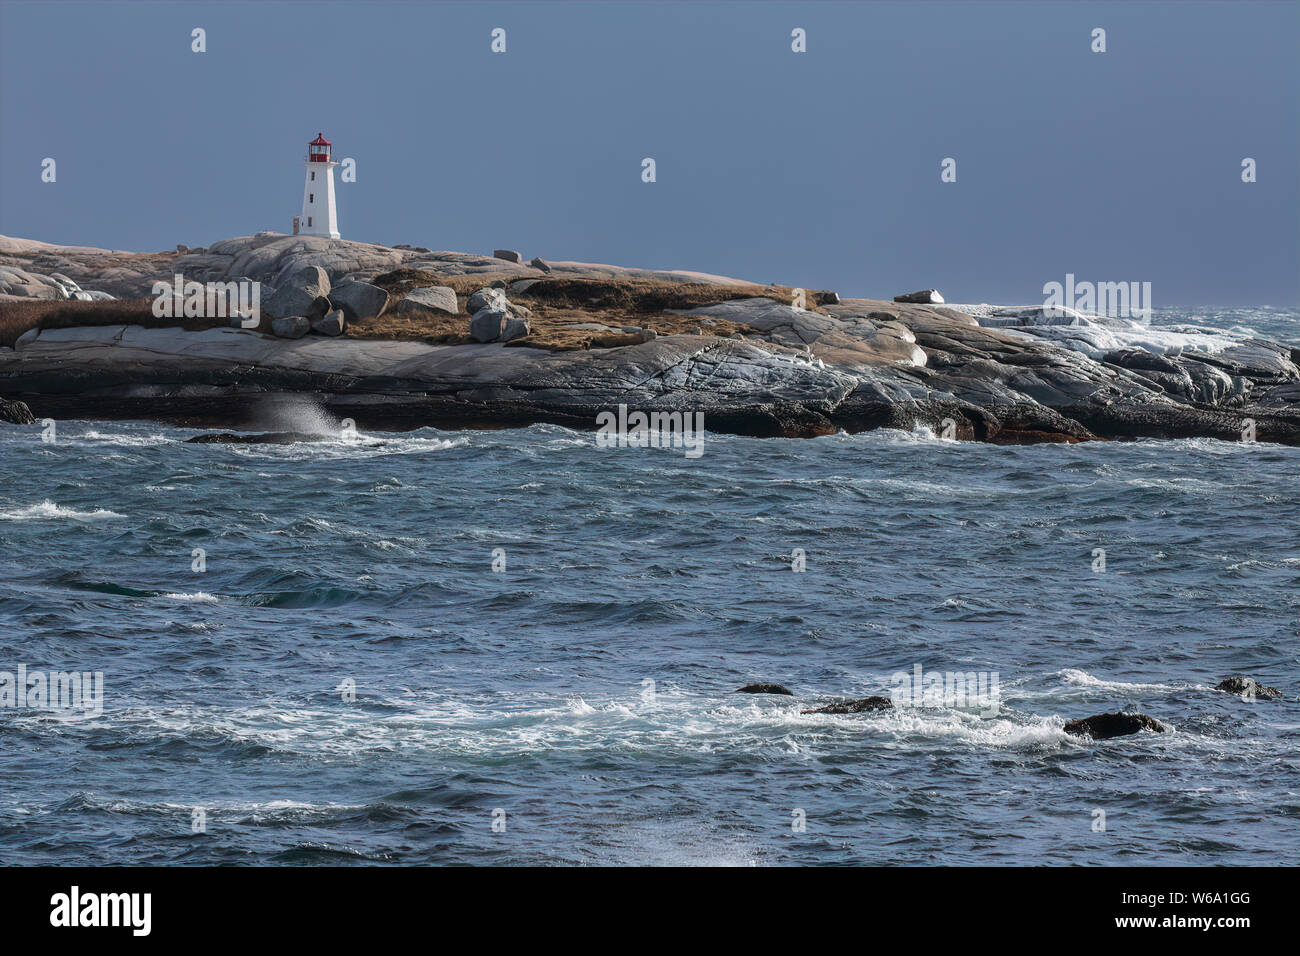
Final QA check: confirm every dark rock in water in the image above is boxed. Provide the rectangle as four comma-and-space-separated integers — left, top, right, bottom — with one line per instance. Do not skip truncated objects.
186, 431, 381, 446
736, 683, 794, 696
1, 397, 36, 425
894, 289, 944, 304
1215, 677, 1283, 699
1063, 712, 1166, 739
801, 695, 893, 715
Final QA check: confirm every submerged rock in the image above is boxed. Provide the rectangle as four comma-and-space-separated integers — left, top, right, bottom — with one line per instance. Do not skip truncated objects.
736, 683, 794, 696
800, 696, 893, 714
0, 396, 36, 424
1063, 712, 1166, 739
1215, 677, 1282, 699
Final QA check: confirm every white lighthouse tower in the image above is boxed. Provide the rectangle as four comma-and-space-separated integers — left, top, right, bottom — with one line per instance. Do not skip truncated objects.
294, 132, 340, 239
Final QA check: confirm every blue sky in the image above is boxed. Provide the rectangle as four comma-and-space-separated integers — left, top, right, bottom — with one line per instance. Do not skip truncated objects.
1, 1, 1296, 305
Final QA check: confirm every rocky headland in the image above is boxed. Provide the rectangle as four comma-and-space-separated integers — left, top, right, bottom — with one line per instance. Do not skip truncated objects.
2, 233, 1297, 443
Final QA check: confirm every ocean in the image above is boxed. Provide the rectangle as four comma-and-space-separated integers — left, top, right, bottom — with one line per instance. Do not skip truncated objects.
0, 307, 1295, 865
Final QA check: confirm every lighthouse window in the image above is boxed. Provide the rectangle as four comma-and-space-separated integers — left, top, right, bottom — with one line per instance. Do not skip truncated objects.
311, 172, 315, 181
310, 193, 314, 203
307, 216, 313, 226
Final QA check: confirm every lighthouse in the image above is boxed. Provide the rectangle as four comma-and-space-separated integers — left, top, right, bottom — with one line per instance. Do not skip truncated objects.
294, 133, 340, 239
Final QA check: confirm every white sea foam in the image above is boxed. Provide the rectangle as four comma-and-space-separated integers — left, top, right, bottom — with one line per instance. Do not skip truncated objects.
1055, 668, 1195, 694
82, 796, 367, 822
81, 430, 175, 447
948, 303, 1272, 360
0, 500, 124, 522
162, 592, 218, 603
226, 434, 464, 461
83, 688, 1101, 763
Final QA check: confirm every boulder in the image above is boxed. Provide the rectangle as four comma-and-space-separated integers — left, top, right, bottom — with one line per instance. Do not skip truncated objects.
238, 277, 274, 301
467, 287, 509, 316
329, 279, 389, 322
500, 317, 531, 342
817, 291, 841, 305
0, 266, 67, 299
530, 257, 552, 274
1063, 712, 1167, 739
508, 278, 543, 296
264, 265, 331, 320
48, 273, 83, 298
894, 289, 945, 304
470, 309, 508, 343
392, 285, 457, 316
493, 249, 523, 263
736, 683, 794, 696
311, 310, 347, 337
271, 316, 311, 339
1215, 677, 1283, 699
800, 696, 893, 715
0, 397, 36, 425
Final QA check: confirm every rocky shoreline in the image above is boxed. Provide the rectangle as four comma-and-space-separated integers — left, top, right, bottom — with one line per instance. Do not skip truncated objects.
2, 233, 1297, 444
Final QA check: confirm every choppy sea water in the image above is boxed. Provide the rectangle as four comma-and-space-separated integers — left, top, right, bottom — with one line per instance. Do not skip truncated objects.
0, 308, 1296, 866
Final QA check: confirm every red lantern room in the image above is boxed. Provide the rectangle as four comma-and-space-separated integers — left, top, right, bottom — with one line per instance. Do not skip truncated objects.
308, 132, 332, 163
